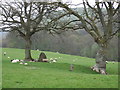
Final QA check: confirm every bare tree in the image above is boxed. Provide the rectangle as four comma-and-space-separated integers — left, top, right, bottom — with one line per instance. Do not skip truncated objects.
53, 1, 119, 74
0, 1, 58, 60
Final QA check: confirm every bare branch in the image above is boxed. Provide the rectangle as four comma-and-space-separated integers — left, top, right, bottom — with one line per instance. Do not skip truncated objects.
113, 3, 120, 15
96, 2, 107, 35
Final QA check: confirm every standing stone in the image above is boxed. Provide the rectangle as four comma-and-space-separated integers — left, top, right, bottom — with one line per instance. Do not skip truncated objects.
69, 64, 74, 71
38, 52, 47, 62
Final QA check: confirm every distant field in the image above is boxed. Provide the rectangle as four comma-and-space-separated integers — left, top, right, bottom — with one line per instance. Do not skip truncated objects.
2, 48, 118, 88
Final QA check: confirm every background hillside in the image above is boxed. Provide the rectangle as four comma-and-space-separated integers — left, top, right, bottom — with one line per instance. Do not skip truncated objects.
1, 30, 118, 61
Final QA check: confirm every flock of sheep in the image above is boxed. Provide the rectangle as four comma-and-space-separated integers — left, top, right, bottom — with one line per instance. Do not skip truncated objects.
11, 59, 28, 65
10, 58, 59, 65
3, 50, 116, 73
3, 51, 115, 67
3, 51, 60, 65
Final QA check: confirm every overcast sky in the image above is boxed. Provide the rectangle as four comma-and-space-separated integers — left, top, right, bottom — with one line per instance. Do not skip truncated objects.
62, 0, 96, 8
1, 0, 95, 5
63, 0, 95, 4
1, 0, 118, 7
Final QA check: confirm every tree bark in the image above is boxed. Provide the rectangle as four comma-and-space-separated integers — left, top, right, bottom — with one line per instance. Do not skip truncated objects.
24, 36, 33, 61
91, 43, 108, 74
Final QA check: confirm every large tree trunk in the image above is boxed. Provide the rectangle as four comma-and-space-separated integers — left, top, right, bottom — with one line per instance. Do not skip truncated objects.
24, 36, 33, 61
91, 43, 108, 74
118, 34, 120, 62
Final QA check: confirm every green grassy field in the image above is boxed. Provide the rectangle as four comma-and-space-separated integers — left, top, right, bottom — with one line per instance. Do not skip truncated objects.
1, 48, 118, 88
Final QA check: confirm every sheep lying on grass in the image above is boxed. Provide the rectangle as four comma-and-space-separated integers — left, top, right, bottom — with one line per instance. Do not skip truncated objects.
29, 59, 37, 62
11, 59, 21, 63
105, 61, 115, 64
49, 58, 57, 63
20, 62, 24, 64
19, 62, 28, 65
24, 63, 28, 65
52, 60, 57, 63
11, 59, 28, 65
10, 57, 59, 64
29, 61, 35, 62
42, 59, 49, 62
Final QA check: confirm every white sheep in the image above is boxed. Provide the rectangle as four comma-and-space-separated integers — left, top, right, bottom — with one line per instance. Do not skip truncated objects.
73, 60, 76, 62
112, 61, 115, 64
20, 62, 24, 64
106, 61, 108, 64
11, 59, 21, 63
42, 59, 48, 62
11, 60, 18, 63
3, 52, 6, 56
59, 57, 61, 58
20, 60, 24, 62
50, 58, 53, 60
15, 59, 19, 62
8, 57, 10, 59
52, 60, 56, 63
37, 49, 39, 51
49, 59, 57, 63
24, 63, 28, 65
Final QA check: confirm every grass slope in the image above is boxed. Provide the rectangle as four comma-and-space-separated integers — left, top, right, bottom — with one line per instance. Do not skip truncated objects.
2, 48, 118, 88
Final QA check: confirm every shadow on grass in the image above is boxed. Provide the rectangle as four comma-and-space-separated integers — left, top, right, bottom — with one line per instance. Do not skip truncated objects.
27, 62, 99, 74
3, 60, 118, 75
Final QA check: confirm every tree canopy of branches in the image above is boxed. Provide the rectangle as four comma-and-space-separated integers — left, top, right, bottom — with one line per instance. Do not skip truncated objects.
0, 1, 59, 60
52, 1, 120, 74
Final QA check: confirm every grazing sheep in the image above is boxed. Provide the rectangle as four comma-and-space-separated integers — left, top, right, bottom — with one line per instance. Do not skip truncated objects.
112, 61, 115, 64
73, 60, 76, 62
37, 49, 39, 51
106, 61, 108, 64
8, 57, 10, 59
49, 59, 57, 63
24, 63, 28, 65
52, 60, 56, 63
3, 52, 6, 56
50, 58, 53, 60
20, 62, 24, 64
